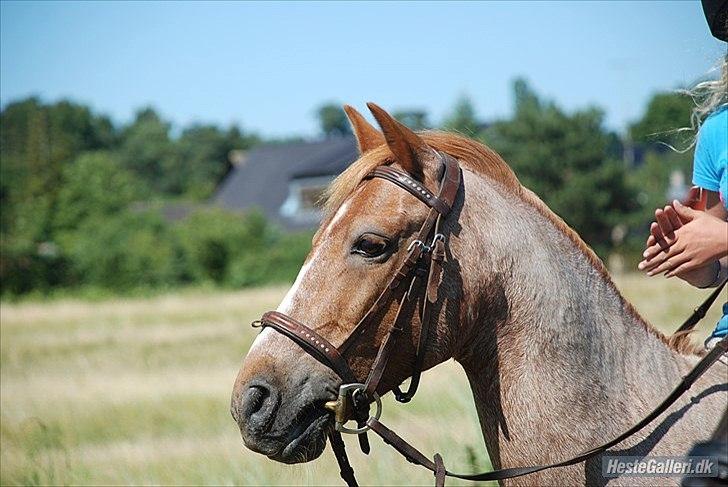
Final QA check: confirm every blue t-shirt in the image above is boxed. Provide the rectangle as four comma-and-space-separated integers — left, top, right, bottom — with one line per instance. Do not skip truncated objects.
693, 106, 728, 209
693, 106, 728, 338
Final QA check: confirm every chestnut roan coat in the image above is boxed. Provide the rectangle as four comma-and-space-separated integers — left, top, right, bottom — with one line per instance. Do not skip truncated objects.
231, 103, 727, 486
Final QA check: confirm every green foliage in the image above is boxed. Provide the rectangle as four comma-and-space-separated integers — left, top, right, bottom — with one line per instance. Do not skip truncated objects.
443, 94, 480, 135
62, 211, 180, 290
393, 110, 430, 130
0, 237, 69, 296
482, 79, 637, 256
0, 98, 262, 295
175, 209, 311, 288
116, 107, 175, 194
175, 209, 271, 284
54, 151, 146, 234
48, 152, 156, 290
0, 88, 697, 296
170, 125, 258, 199
0, 98, 117, 236
0, 99, 119, 295
628, 92, 694, 147
227, 231, 311, 287
316, 102, 351, 137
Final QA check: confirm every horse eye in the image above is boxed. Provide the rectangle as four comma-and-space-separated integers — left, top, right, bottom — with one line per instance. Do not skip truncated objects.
352, 234, 390, 258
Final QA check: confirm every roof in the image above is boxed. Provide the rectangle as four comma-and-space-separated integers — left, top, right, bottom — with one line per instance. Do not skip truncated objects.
212, 136, 358, 230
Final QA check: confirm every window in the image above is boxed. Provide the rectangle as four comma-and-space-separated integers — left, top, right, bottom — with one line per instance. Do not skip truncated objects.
280, 176, 334, 222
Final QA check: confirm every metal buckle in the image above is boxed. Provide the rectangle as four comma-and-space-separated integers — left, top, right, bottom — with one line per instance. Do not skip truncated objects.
323, 383, 382, 434
430, 233, 445, 246
408, 235, 445, 256
407, 239, 426, 253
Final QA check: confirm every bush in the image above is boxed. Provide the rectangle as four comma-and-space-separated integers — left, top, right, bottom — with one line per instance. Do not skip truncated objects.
55, 151, 146, 234
226, 231, 311, 287
61, 211, 180, 291
175, 208, 311, 288
0, 238, 70, 295
175, 209, 271, 284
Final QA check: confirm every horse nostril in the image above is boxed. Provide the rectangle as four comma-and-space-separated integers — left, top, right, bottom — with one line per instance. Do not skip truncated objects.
246, 385, 268, 414
241, 381, 279, 432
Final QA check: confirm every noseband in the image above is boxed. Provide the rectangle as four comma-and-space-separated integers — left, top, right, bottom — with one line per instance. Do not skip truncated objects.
250, 151, 728, 486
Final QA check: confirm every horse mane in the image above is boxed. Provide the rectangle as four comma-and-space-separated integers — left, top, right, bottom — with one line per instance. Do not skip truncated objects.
325, 131, 702, 356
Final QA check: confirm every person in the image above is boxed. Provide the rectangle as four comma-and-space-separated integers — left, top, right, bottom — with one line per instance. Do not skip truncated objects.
637, 54, 728, 347
651, 7, 728, 487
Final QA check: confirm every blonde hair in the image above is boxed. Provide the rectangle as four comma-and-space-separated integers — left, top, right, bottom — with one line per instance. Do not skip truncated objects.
687, 55, 727, 121
674, 55, 728, 151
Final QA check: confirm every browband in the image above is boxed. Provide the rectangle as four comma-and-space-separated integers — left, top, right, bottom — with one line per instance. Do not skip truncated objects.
363, 151, 460, 215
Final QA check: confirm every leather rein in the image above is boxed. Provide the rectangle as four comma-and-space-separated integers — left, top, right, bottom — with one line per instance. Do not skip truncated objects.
251, 152, 728, 487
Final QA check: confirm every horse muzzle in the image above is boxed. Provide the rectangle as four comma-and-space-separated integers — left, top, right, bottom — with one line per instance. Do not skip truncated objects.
231, 370, 338, 464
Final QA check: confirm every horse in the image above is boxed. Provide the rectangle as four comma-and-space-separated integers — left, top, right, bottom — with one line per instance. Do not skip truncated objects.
230, 103, 727, 486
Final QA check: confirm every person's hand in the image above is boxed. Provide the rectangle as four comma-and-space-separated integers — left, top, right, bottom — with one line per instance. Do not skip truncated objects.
643, 206, 681, 256
638, 200, 728, 277
641, 186, 702, 256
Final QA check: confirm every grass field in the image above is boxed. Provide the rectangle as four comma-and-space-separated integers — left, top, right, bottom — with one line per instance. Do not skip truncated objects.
0, 274, 723, 486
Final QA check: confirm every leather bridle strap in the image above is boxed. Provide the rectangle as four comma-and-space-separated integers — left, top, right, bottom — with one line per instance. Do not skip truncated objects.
394, 215, 447, 402
338, 152, 460, 356
364, 166, 452, 214
676, 278, 727, 334
328, 430, 358, 487
357, 153, 460, 401
254, 311, 358, 385
366, 335, 728, 486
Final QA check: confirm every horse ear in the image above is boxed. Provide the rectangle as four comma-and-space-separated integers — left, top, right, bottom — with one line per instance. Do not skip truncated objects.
366, 102, 433, 178
343, 105, 385, 154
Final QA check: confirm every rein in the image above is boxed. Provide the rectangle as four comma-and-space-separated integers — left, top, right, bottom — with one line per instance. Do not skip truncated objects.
251, 153, 728, 487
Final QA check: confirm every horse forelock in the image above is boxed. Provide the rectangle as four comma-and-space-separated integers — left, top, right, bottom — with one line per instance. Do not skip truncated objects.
323, 130, 703, 356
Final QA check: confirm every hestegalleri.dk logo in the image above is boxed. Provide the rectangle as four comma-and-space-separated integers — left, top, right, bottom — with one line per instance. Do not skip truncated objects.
602, 456, 719, 477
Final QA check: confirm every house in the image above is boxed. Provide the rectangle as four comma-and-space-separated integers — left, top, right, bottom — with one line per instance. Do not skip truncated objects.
213, 136, 358, 230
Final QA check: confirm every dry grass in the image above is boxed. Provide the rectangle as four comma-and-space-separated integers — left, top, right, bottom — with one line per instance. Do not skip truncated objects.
0, 275, 722, 486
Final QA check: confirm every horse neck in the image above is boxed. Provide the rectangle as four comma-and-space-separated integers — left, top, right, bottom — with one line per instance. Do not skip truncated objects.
451, 173, 692, 468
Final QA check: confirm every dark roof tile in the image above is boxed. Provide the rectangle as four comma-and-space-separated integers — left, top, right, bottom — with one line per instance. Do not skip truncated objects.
212, 136, 358, 230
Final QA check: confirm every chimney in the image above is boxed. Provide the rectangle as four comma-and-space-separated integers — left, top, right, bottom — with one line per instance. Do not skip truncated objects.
228, 149, 248, 166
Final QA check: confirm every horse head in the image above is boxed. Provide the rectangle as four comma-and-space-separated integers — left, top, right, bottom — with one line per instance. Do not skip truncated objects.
230, 103, 466, 464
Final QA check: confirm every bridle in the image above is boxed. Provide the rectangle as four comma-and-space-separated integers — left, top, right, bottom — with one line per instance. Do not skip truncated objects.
254, 150, 459, 479
251, 151, 728, 487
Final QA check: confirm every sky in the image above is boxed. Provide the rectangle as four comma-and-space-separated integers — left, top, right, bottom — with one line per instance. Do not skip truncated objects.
1, 1, 725, 138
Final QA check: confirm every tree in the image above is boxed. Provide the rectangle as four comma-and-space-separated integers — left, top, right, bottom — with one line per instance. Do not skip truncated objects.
0, 98, 117, 234
625, 92, 696, 244
393, 110, 430, 130
0, 98, 118, 294
628, 92, 694, 148
54, 151, 144, 234
482, 80, 637, 256
121, 108, 181, 191
316, 103, 351, 137
168, 124, 259, 199
116, 107, 175, 194
443, 94, 480, 135
64, 210, 179, 290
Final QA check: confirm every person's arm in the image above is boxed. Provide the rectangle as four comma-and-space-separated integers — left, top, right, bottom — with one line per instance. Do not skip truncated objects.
637, 110, 727, 287
705, 190, 728, 219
